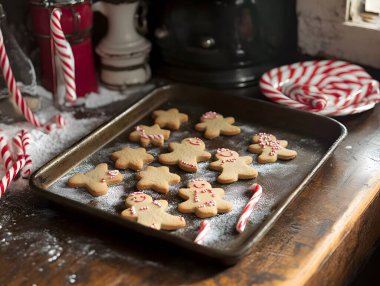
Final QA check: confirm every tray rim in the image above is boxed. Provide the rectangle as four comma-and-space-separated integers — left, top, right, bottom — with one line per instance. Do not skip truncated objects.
30, 83, 348, 265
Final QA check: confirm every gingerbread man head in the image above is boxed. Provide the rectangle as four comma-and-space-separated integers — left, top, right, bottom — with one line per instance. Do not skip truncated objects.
188, 179, 212, 189
183, 137, 205, 149
126, 192, 153, 206
215, 148, 239, 160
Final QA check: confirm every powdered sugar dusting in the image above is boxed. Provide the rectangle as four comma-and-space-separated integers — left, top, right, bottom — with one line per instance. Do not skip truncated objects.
45, 100, 324, 250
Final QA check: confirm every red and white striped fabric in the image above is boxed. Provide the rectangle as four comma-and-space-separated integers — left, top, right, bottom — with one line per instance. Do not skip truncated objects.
260, 60, 380, 116
50, 8, 77, 102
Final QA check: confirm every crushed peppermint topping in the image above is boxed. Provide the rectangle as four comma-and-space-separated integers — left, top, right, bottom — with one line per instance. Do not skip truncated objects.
201, 111, 218, 119
152, 200, 163, 208
135, 126, 164, 140
197, 200, 217, 208
194, 190, 199, 202
180, 160, 196, 168
108, 170, 119, 177
139, 206, 149, 211
256, 133, 282, 156
221, 158, 237, 165
129, 206, 136, 215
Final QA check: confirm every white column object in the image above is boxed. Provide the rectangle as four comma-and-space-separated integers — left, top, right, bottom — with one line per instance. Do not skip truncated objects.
93, 0, 151, 89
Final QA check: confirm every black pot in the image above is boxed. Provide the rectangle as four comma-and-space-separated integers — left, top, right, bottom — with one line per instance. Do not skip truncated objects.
148, 0, 297, 87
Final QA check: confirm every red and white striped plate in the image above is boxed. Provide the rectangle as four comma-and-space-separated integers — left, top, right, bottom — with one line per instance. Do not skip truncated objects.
259, 60, 380, 116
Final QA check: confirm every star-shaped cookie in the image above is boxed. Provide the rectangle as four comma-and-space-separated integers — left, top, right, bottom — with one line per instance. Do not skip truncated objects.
121, 192, 186, 230
136, 166, 181, 194
129, 124, 170, 147
158, 137, 211, 172
209, 148, 258, 183
195, 111, 241, 139
111, 147, 154, 171
178, 179, 232, 218
67, 163, 124, 196
152, 108, 188, 130
248, 133, 297, 163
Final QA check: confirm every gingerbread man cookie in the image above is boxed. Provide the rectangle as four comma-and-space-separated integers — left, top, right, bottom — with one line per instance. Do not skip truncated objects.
67, 163, 124, 196
195, 111, 241, 139
111, 147, 154, 171
121, 192, 186, 230
129, 124, 170, 147
178, 179, 232, 218
158, 137, 211, 172
152, 108, 188, 130
248, 133, 297, 163
136, 166, 181, 194
209, 148, 258, 183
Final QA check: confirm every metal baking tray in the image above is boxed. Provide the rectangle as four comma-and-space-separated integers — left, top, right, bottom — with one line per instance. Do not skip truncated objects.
30, 84, 347, 264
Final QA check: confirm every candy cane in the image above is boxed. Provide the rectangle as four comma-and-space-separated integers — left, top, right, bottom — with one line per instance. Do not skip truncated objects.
43, 114, 67, 133
236, 183, 263, 233
0, 29, 42, 128
13, 130, 32, 178
0, 134, 13, 170
194, 220, 210, 244
0, 157, 26, 199
50, 8, 77, 102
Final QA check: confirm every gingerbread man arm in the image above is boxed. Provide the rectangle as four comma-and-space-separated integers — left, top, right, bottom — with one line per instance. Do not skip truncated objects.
121, 207, 138, 220
199, 151, 212, 160
155, 200, 169, 210
211, 188, 225, 196
278, 140, 288, 147
209, 160, 223, 171
224, 117, 235, 124
195, 122, 207, 130
158, 152, 179, 165
241, 156, 253, 164
178, 188, 192, 199
221, 122, 240, 134
248, 143, 262, 154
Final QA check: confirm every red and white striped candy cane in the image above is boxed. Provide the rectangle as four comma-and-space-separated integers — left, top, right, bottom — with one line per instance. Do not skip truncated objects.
0, 157, 26, 199
0, 134, 13, 170
0, 29, 42, 128
194, 220, 210, 244
236, 183, 263, 233
43, 114, 67, 133
13, 130, 32, 178
50, 8, 77, 102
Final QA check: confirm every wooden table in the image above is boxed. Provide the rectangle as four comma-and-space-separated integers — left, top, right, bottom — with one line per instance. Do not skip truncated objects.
1, 86, 380, 286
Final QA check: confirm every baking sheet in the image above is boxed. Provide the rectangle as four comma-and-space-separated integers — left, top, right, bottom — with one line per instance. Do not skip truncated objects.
31, 84, 347, 264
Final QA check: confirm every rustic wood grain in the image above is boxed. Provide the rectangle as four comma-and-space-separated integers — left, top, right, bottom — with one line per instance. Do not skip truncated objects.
1, 100, 380, 286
